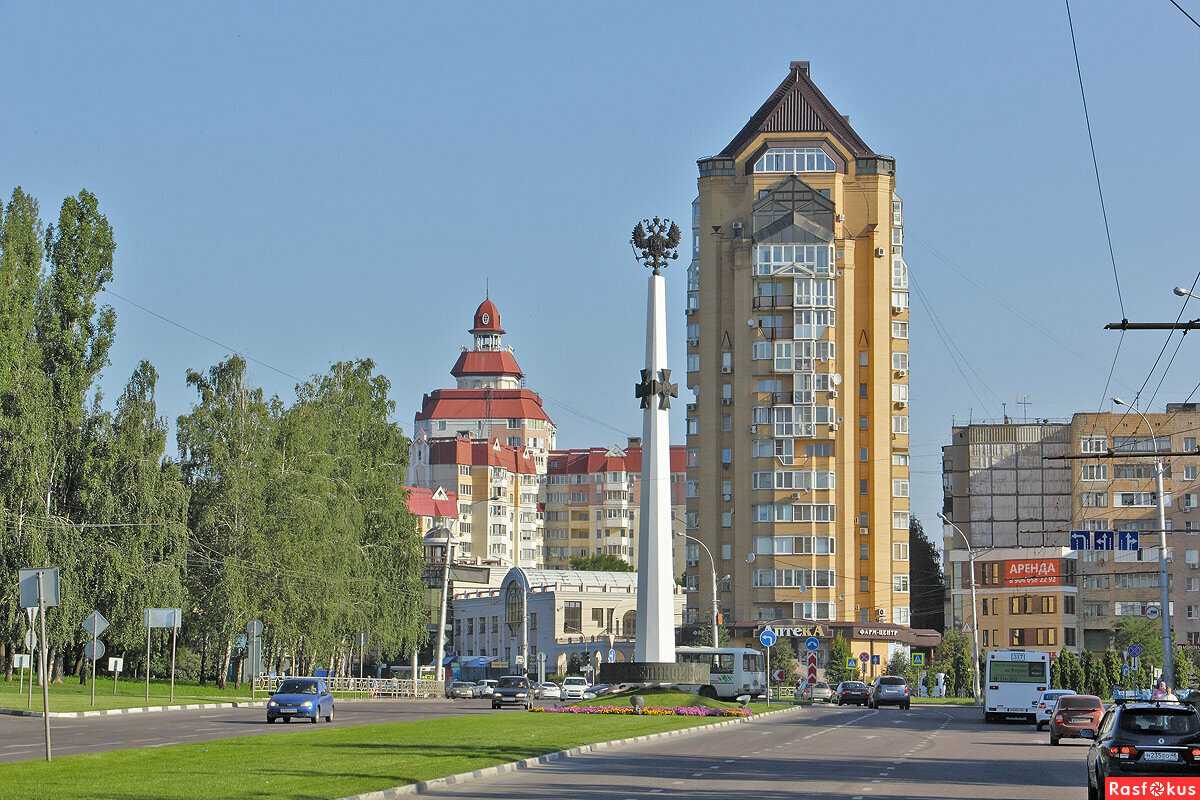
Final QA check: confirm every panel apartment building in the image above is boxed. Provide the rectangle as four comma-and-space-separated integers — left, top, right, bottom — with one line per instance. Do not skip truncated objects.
686, 61, 912, 632
943, 407, 1200, 654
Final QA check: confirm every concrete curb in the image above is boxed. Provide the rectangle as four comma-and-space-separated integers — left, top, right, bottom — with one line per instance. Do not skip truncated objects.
0, 700, 267, 719
336, 705, 802, 799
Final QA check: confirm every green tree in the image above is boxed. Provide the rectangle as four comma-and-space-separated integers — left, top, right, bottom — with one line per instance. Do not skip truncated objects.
177, 356, 278, 687
1082, 650, 1109, 699
1174, 646, 1196, 691
770, 640, 800, 685
568, 553, 633, 572
909, 517, 945, 632
826, 635, 854, 685
1114, 617, 1163, 667
691, 623, 730, 647
1057, 650, 1084, 692
1104, 649, 1124, 695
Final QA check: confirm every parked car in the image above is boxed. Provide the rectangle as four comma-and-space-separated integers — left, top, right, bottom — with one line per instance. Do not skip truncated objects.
492, 675, 533, 710
1087, 702, 1200, 800
267, 677, 334, 724
561, 676, 590, 700
808, 682, 833, 704
446, 681, 476, 699
1036, 689, 1076, 731
869, 676, 911, 710
834, 681, 870, 707
474, 679, 498, 698
583, 683, 612, 700
1049, 694, 1104, 745
536, 682, 561, 700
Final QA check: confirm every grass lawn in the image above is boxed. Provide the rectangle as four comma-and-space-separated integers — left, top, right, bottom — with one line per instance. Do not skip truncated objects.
567, 687, 775, 715
0, 677, 253, 713
0, 711, 723, 799
913, 696, 978, 706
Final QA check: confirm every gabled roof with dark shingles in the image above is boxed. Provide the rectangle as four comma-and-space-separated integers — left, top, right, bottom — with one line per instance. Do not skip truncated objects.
715, 62, 873, 160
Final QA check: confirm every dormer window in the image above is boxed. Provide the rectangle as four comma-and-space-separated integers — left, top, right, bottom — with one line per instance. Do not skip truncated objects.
754, 147, 837, 173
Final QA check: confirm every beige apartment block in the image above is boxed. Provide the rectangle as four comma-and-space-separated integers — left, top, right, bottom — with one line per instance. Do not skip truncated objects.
542, 440, 686, 575
686, 61, 911, 633
941, 407, 1200, 653
941, 422, 1079, 654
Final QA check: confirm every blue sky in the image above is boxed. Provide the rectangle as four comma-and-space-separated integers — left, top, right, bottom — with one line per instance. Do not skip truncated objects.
2, 1, 1198, 535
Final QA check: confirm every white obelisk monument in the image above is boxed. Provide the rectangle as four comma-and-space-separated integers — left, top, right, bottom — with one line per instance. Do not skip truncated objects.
632, 217, 680, 664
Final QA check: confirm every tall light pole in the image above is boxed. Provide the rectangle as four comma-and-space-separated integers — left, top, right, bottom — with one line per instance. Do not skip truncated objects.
428, 527, 455, 685
676, 531, 719, 646
1113, 396, 1173, 687
938, 512, 982, 705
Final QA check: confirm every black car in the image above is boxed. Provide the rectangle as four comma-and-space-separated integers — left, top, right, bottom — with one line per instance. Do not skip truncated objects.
1086, 702, 1200, 800
835, 681, 870, 706
491, 675, 533, 710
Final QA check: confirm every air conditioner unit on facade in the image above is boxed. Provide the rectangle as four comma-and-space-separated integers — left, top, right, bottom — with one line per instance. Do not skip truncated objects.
828, 388, 838, 397
859, 527, 869, 537
892, 305, 904, 315
875, 247, 886, 258
722, 493, 732, 501
685, 308, 696, 316
750, 424, 759, 434
895, 400, 908, 408
721, 366, 732, 374
895, 369, 908, 378
721, 398, 733, 406
828, 422, 839, 432
835, 213, 845, 223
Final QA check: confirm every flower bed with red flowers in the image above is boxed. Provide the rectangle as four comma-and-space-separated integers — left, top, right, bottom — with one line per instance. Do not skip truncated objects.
528, 705, 750, 717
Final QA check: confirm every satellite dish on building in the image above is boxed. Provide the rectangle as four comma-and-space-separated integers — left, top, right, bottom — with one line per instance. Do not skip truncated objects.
746, 552, 756, 564
831, 373, 843, 386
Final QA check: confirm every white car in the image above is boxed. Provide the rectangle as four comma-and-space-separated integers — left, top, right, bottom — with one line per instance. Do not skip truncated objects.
561, 676, 590, 700
1035, 689, 1075, 730
536, 682, 561, 700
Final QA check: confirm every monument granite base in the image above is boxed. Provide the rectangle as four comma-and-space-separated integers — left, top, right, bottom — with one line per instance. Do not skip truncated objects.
597, 661, 709, 687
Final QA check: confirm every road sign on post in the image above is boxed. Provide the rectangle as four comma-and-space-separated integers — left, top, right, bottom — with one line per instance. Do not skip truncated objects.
912, 652, 926, 667
19, 567, 58, 762
846, 657, 857, 669
804, 636, 820, 653
144, 608, 182, 703
1146, 606, 1162, 620
1070, 531, 1091, 551
81, 610, 109, 708
1118, 531, 1141, 552
1092, 531, 1115, 551
759, 627, 776, 709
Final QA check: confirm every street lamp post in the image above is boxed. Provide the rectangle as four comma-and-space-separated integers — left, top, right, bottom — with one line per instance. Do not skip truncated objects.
938, 512, 982, 706
1113, 396, 1173, 687
676, 532, 720, 646
431, 528, 455, 686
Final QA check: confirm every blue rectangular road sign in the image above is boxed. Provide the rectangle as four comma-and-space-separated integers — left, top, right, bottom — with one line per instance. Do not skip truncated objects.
1092, 530, 1115, 551
871, 655, 880, 665
1118, 531, 1141, 552
1070, 531, 1091, 551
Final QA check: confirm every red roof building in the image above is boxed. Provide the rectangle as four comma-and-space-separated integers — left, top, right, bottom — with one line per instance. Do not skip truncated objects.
405, 486, 458, 535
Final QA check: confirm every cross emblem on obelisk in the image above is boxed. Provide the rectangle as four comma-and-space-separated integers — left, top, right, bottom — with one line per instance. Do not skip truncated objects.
634, 368, 678, 410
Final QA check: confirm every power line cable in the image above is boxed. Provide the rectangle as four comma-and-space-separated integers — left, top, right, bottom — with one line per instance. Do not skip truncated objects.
1065, 0, 1126, 320
1169, 0, 1200, 29
102, 288, 307, 384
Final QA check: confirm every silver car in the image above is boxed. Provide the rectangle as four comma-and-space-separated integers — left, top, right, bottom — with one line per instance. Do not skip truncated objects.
869, 675, 911, 710
809, 682, 834, 703
474, 680, 498, 698
447, 681, 476, 699
536, 682, 561, 700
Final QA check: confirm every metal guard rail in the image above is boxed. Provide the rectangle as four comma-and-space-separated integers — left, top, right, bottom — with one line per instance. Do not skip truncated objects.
254, 675, 445, 698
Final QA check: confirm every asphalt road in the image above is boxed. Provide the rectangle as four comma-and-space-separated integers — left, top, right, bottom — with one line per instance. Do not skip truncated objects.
0, 698, 495, 763
422, 704, 1090, 800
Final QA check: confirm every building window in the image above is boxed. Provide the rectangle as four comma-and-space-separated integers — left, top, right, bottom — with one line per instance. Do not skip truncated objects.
721, 447, 732, 465
893, 575, 910, 593
859, 447, 869, 462
721, 511, 733, 528
892, 384, 909, 403
892, 416, 909, 435
563, 601, 582, 634
859, 479, 869, 496
1080, 464, 1108, 481
721, 414, 732, 432
891, 257, 908, 289
721, 543, 732, 560
890, 291, 909, 311
893, 543, 909, 560
1186, 464, 1198, 481
859, 416, 869, 431
892, 453, 910, 467
891, 321, 909, 339
754, 147, 837, 173
687, 353, 700, 372
860, 543, 869, 560
755, 243, 834, 277
892, 352, 909, 371
893, 511, 910, 529
894, 606, 910, 625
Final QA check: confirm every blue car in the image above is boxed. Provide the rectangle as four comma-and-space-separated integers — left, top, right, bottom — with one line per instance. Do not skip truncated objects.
267, 678, 334, 724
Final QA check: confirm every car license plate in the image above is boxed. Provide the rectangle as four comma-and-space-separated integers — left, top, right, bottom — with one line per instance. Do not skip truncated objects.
1071, 717, 1092, 723
282, 707, 296, 712
1143, 751, 1180, 762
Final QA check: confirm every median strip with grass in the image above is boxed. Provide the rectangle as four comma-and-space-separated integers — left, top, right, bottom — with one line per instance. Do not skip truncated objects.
0, 711, 728, 800
0, 678, 253, 713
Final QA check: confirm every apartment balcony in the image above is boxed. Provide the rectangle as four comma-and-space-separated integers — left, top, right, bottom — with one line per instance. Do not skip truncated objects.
752, 295, 795, 310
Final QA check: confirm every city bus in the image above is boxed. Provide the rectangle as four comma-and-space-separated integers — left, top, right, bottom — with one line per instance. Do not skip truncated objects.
675, 646, 767, 699
984, 649, 1051, 723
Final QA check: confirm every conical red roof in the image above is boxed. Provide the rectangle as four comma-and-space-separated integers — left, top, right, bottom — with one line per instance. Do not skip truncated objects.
471, 299, 505, 334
